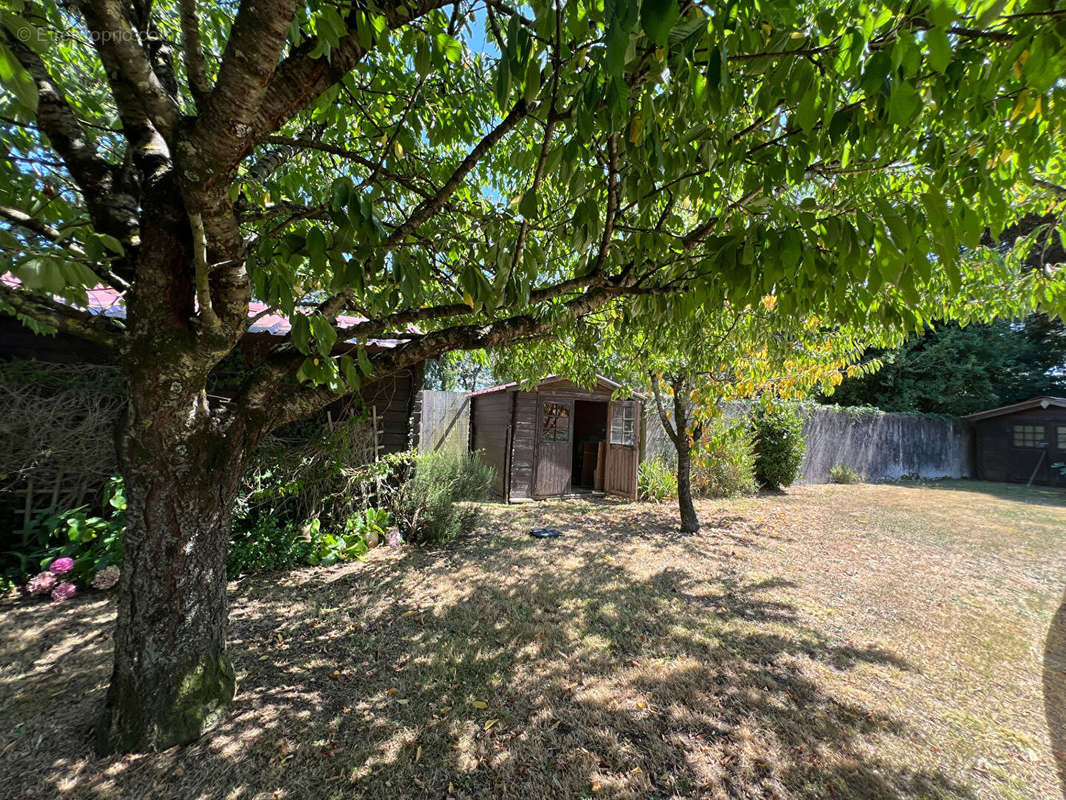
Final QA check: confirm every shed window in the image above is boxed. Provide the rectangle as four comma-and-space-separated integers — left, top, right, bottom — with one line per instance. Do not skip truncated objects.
1058, 426, 1066, 450
541, 402, 569, 441
610, 404, 636, 446
1012, 424, 1046, 448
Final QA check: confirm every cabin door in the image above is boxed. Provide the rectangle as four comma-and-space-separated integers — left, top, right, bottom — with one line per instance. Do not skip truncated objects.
533, 396, 574, 497
604, 400, 641, 499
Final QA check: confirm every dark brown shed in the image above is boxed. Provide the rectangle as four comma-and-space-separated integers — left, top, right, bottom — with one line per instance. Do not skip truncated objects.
964, 397, 1066, 486
468, 375, 642, 502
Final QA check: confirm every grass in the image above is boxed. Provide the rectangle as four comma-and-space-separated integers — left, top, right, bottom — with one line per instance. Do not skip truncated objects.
1, 480, 1065, 799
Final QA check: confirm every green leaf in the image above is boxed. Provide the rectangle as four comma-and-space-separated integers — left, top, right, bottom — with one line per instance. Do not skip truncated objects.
357, 347, 374, 376
887, 81, 920, 125
340, 354, 361, 389
437, 34, 462, 63
519, 189, 539, 219
309, 314, 337, 357
291, 314, 311, 354
95, 234, 125, 256
640, 0, 679, 48
925, 28, 951, 74
0, 41, 37, 114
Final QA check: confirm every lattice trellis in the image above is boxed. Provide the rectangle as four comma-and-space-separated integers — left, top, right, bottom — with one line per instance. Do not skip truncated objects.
0, 362, 124, 538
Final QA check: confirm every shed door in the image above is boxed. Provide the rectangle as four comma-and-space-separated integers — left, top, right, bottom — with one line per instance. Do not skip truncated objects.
533, 396, 573, 497
605, 400, 640, 499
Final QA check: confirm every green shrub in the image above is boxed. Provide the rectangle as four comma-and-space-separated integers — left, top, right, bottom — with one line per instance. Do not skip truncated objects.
233, 412, 383, 539
389, 451, 494, 545
751, 401, 806, 489
227, 515, 312, 576
691, 418, 758, 498
638, 459, 677, 502
829, 464, 862, 484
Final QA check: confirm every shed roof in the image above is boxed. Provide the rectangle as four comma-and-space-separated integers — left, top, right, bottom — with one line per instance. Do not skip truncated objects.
2, 273, 414, 348
467, 374, 623, 398
962, 396, 1066, 422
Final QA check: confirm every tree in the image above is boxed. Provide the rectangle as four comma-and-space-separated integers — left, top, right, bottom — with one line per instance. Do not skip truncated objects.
826, 315, 1066, 415
637, 303, 872, 531
0, 0, 1062, 752
425, 351, 494, 391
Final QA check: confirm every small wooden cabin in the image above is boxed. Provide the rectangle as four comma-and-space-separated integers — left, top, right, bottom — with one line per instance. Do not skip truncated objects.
964, 396, 1066, 486
468, 375, 642, 501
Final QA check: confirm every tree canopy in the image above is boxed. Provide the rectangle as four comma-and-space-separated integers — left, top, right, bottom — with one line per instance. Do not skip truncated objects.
827, 314, 1066, 415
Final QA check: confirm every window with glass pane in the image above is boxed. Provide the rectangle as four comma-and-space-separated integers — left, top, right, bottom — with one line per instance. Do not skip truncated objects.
1012, 424, 1045, 448
1058, 426, 1066, 450
541, 402, 569, 441
610, 404, 635, 446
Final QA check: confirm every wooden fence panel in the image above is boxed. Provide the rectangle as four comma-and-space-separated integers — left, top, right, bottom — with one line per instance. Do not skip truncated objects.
419, 390, 470, 455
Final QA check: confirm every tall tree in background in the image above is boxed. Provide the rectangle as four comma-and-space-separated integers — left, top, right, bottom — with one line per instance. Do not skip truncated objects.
827, 315, 1066, 415
0, 0, 1062, 751
424, 351, 494, 391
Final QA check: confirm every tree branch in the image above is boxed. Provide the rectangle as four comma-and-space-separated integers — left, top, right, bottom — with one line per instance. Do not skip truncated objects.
190, 0, 298, 173
3, 32, 138, 252
77, 0, 180, 137
0, 282, 124, 348
649, 373, 680, 446
179, 0, 212, 106
381, 100, 530, 250
0, 205, 87, 258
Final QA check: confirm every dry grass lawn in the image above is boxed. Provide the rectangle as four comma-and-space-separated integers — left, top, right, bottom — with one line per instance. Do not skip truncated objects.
2, 480, 1066, 799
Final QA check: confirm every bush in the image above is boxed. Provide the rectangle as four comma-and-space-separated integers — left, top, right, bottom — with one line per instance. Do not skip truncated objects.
227, 516, 311, 576
691, 418, 758, 498
234, 413, 382, 538
638, 459, 677, 502
389, 451, 494, 545
829, 464, 862, 484
751, 401, 806, 489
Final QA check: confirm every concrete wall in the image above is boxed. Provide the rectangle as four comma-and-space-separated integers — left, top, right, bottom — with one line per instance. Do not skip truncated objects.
643, 401, 972, 483
797, 406, 971, 483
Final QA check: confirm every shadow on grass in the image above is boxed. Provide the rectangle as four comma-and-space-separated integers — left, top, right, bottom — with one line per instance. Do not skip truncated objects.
1046, 587, 1066, 799
899, 478, 1066, 507
1, 501, 973, 799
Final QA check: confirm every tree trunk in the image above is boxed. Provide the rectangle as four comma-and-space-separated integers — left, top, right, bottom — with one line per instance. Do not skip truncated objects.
95, 362, 247, 753
676, 444, 699, 533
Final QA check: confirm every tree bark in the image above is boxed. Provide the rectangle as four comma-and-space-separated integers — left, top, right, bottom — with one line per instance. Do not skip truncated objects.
676, 443, 699, 533
95, 363, 247, 754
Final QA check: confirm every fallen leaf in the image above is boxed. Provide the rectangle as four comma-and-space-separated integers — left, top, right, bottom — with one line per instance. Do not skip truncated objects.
484, 719, 497, 730
471, 700, 487, 709
415, 745, 422, 762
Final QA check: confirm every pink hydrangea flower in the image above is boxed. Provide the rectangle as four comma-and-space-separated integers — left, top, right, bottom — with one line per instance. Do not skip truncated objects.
48, 557, 75, 575
386, 528, 404, 549
26, 571, 57, 596
50, 582, 77, 602
91, 565, 120, 591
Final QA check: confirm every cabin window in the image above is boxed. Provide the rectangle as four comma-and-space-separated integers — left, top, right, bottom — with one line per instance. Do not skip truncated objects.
1012, 424, 1045, 448
541, 402, 570, 441
1058, 426, 1066, 450
610, 404, 636, 446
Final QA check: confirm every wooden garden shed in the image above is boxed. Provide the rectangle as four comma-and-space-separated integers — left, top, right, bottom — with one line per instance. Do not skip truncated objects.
964, 396, 1066, 486
468, 375, 642, 502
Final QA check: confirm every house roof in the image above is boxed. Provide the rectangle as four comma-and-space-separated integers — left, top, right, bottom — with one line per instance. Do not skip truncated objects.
466, 374, 624, 398
1, 273, 414, 348
962, 396, 1066, 422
